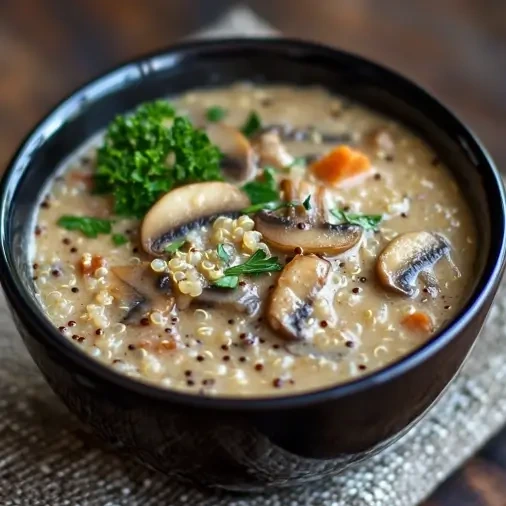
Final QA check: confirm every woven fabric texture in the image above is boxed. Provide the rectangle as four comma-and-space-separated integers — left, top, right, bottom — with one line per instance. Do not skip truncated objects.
1, 7, 505, 505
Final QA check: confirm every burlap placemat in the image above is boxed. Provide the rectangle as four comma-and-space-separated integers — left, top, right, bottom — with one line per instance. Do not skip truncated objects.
1, 7, 506, 505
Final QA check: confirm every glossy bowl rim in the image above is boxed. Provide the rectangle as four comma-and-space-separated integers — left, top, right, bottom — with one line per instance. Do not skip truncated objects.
1, 37, 505, 411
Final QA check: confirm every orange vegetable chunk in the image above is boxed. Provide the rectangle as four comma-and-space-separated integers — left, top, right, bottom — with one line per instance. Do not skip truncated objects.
310, 145, 372, 186
401, 312, 433, 333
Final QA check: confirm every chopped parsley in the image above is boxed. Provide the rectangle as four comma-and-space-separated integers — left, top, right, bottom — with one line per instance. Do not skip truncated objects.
57, 216, 112, 238
214, 275, 239, 289
213, 250, 282, 289
94, 100, 222, 218
241, 167, 278, 206
242, 194, 312, 215
241, 111, 262, 137
223, 249, 282, 276
164, 239, 186, 254
206, 105, 227, 122
217, 243, 232, 263
286, 156, 306, 169
331, 208, 383, 230
112, 233, 128, 246
241, 200, 286, 214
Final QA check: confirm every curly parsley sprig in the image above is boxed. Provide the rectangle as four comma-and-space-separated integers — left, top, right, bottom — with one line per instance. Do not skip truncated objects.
94, 100, 223, 218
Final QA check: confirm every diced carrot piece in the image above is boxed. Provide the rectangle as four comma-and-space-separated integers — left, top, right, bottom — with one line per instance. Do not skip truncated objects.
80, 254, 107, 276
158, 339, 177, 352
401, 312, 433, 333
310, 145, 371, 185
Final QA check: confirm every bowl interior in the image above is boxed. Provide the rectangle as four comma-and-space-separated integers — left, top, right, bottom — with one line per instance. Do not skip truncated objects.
1, 38, 504, 405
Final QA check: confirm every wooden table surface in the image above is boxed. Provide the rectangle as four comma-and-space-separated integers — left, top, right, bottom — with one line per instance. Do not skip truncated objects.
1, 1, 506, 504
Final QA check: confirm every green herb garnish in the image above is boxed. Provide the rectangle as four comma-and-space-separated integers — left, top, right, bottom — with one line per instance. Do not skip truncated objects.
217, 243, 231, 263
94, 100, 222, 218
223, 249, 282, 277
241, 111, 262, 137
213, 250, 282, 289
241, 200, 286, 214
112, 233, 128, 246
214, 275, 239, 289
286, 156, 306, 169
242, 194, 312, 215
206, 106, 227, 122
164, 239, 186, 254
241, 167, 278, 205
57, 216, 112, 238
331, 208, 383, 230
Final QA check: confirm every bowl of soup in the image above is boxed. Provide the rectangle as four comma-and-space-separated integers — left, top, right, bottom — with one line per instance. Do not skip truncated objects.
1, 38, 505, 490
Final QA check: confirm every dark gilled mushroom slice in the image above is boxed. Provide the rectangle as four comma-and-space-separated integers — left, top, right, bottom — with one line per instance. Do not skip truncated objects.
254, 210, 362, 255
110, 263, 174, 322
194, 284, 261, 315
267, 255, 330, 340
141, 182, 250, 256
258, 124, 352, 144
376, 231, 451, 297
206, 124, 257, 184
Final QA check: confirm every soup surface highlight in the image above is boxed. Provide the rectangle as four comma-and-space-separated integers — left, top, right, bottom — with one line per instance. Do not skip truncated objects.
32, 84, 477, 396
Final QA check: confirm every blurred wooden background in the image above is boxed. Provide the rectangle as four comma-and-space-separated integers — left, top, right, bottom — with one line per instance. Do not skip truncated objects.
1, 1, 506, 504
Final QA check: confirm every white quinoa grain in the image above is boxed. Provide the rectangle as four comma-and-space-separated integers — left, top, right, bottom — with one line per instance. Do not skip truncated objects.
194, 309, 210, 321
151, 259, 167, 273
196, 326, 213, 338
172, 271, 186, 282
150, 311, 166, 326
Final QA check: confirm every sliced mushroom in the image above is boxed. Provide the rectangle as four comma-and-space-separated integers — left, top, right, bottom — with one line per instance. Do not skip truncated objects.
194, 284, 261, 315
255, 210, 362, 255
206, 124, 257, 183
258, 124, 352, 144
252, 130, 294, 169
141, 182, 249, 256
376, 231, 451, 297
267, 254, 330, 340
110, 263, 174, 322
255, 178, 362, 254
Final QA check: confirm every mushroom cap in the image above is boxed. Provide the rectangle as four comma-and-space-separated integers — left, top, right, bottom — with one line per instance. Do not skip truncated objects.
254, 210, 362, 255
110, 263, 174, 322
141, 182, 250, 255
376, 231, 451, 297
267, 254, 330, 340
206, 124, 257, 184
194, 283, 261, 315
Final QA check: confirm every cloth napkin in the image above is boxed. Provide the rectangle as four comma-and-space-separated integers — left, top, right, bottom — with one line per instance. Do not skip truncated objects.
1, 6, 506, 506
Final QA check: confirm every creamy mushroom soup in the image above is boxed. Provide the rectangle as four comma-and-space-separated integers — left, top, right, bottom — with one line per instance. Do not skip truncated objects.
31, 84, 477, 396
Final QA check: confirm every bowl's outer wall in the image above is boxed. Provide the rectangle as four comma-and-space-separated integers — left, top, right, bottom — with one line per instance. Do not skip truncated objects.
2, 40, 505, 489
11, 286, 497, 489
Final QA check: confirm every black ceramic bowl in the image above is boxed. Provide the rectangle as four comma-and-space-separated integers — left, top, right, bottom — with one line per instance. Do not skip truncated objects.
1, 38, 505, 491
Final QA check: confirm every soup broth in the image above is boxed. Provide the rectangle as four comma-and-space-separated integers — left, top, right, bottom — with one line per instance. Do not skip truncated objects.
31, 84, 477, 396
